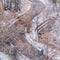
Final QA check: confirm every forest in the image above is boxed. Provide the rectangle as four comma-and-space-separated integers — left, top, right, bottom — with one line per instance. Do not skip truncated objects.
0, 0, 60, 60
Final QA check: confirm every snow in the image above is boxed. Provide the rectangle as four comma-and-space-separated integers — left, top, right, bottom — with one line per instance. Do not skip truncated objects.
0, 52, 10, 60
19, 55, 29, 60
54, 54, 60, 60
40, 0, 50, 6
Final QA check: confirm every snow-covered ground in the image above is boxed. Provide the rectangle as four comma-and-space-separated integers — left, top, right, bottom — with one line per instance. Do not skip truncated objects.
0, 52, 11, 60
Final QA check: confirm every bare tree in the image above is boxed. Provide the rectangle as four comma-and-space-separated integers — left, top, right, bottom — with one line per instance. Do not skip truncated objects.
52, 0, 57, 4
0, 0, 4, 10
16, 0, 45, 32
2, 0, 20, 11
